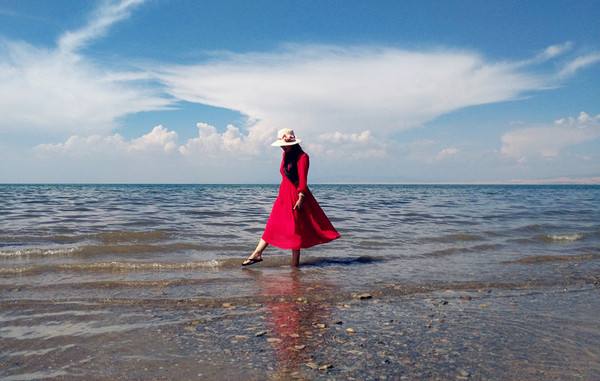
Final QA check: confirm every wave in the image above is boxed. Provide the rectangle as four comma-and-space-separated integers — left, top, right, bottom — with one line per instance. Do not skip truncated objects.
422, 243, 504, 258
0, 242, 250, 258
422, 232, 484, 243
508, 232, 586, 245
0, 230, 174, 245
503, 253, 600, 264
0, 255, 385, 275
544, 233, 584, 242
0, 247, 78, 257
0, 260, 227, 275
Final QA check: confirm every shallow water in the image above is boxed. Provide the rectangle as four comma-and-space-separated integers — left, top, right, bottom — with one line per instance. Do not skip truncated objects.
1, 184, 599, 379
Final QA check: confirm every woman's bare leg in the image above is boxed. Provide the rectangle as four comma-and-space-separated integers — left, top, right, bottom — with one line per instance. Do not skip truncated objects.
291, 249, 300, 267
250, 238, 268, 258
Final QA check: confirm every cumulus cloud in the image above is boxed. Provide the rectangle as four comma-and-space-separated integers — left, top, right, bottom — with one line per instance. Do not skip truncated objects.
156, 45, 548, 144
0, 0, 171, 135
500, 112, 600, 160
35, 124, 179, 156
307, 130, 387, 159
34, 121, 272, 158
178, 122, 272, 157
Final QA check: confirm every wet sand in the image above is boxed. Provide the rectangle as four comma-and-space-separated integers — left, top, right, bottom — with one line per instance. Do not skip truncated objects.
2, 264, 599, 380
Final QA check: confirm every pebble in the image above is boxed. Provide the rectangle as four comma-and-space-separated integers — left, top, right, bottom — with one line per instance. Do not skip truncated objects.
353, 293, 373, 300
305, 362, 318, 369
294, 344, 306, 350
315, 323, 327, 329
266, 338, 282, 343
457, 369, 471, 379
346, 328, 356, 334
255, 331, 267, 337
318, 364, 333, 370
222, 302, 234, 308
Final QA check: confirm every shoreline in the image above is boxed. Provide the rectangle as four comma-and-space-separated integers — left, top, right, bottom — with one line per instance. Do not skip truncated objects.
2, 273, 599, 380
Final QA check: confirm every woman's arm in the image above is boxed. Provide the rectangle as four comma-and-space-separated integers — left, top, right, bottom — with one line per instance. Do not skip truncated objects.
293, 153, 309, 210
297, 153, 309, 194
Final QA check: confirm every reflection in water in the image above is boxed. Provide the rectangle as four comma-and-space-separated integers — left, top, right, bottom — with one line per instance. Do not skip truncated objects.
246, 269, 337, 376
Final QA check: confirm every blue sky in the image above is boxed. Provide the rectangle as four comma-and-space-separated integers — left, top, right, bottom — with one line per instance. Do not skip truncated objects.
1, 0, 599, 183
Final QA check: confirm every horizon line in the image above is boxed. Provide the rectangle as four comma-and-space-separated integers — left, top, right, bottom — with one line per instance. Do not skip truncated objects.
1, 182, 599, 186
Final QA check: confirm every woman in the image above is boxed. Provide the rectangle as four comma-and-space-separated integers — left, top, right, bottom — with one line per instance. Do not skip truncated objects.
242, 128, 341, 267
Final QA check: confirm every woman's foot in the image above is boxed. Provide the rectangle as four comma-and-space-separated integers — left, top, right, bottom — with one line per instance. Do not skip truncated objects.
242, 252, 263, 266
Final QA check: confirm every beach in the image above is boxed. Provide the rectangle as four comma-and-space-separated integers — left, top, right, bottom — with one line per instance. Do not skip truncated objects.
1, 184, 599, 380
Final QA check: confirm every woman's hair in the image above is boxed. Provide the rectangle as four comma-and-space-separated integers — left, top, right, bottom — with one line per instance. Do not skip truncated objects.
283, 144, 304, 185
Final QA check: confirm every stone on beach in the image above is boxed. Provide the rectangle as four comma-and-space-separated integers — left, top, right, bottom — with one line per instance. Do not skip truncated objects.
457, 369, 471, 379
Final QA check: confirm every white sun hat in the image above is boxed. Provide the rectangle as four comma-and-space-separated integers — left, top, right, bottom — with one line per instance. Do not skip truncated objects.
271, 128, 302, 146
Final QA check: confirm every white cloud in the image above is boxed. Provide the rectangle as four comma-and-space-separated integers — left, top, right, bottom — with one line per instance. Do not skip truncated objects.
536, 42, 573, 61
178, 122, 272, 157
58, 0, 145, 53
500, 112, 600, 160
157, 45, 547, 144
559, 52, 600, 77
35, 124, 179, 156
29, 122, 279, 183
0, 0, 171, 136
129, 125, 178, 153
436, 147, 460, 160
307, 130, 387, 159
35, 121, 272, 159
318, 130, 372, 144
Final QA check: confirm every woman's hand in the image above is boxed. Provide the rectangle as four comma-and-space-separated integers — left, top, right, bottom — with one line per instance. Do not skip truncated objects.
293, 193, 305, 210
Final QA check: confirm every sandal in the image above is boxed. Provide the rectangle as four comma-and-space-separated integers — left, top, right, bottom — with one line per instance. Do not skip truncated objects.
242, 254, 263, 266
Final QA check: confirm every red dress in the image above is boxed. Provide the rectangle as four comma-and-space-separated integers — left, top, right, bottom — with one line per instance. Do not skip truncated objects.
262, 151, 341, 250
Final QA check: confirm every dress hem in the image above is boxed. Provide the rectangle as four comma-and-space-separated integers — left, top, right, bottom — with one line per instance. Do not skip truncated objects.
262, 233, 341, 251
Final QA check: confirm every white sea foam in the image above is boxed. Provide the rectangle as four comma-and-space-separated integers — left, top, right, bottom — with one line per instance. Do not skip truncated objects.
0, 247, 78, 257
546, 233, 584, 242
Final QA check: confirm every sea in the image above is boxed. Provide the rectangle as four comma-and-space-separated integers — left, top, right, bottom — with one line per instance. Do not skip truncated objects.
1, 184, 599, 380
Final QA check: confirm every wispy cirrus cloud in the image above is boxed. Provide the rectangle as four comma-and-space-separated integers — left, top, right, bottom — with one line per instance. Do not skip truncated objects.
559, 52, 600, 77
536, 42, 573, 61
58, 0, 145, 53
0, 0, 172, 136
157, 44, 549, 144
